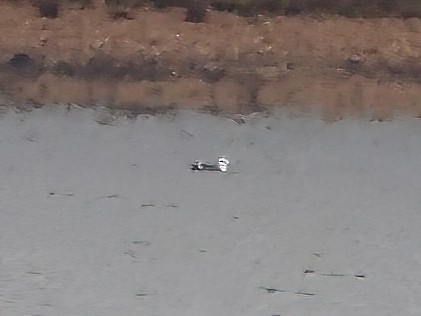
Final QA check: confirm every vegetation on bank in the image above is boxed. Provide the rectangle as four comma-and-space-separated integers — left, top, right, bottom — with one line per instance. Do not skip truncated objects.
152, 0, 421, 18
14, 0, 421, 20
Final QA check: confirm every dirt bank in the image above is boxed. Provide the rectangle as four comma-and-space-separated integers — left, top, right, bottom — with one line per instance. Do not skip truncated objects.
1, 1, 421, 117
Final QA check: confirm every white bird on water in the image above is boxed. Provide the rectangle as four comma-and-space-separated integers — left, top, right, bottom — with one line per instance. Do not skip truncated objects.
191, 156, 230, 172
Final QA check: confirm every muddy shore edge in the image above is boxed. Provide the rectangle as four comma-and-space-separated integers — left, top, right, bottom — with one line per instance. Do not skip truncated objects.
1, 2, 421, 118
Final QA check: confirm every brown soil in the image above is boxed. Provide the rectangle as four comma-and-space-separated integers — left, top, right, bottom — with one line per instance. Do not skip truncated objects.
1, 1, 421, 118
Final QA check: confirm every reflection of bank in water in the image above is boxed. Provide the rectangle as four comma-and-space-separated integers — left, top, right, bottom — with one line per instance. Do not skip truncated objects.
191, 157, 229, 172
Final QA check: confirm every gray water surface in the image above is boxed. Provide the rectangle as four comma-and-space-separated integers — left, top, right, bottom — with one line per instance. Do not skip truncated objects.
1, 106, 421, 316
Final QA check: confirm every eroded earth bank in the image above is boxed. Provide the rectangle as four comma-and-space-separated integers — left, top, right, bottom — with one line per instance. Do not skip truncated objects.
1, 1, 421, 118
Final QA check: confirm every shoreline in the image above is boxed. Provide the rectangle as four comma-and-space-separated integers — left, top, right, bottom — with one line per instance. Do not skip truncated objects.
1, 3, 421, 117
